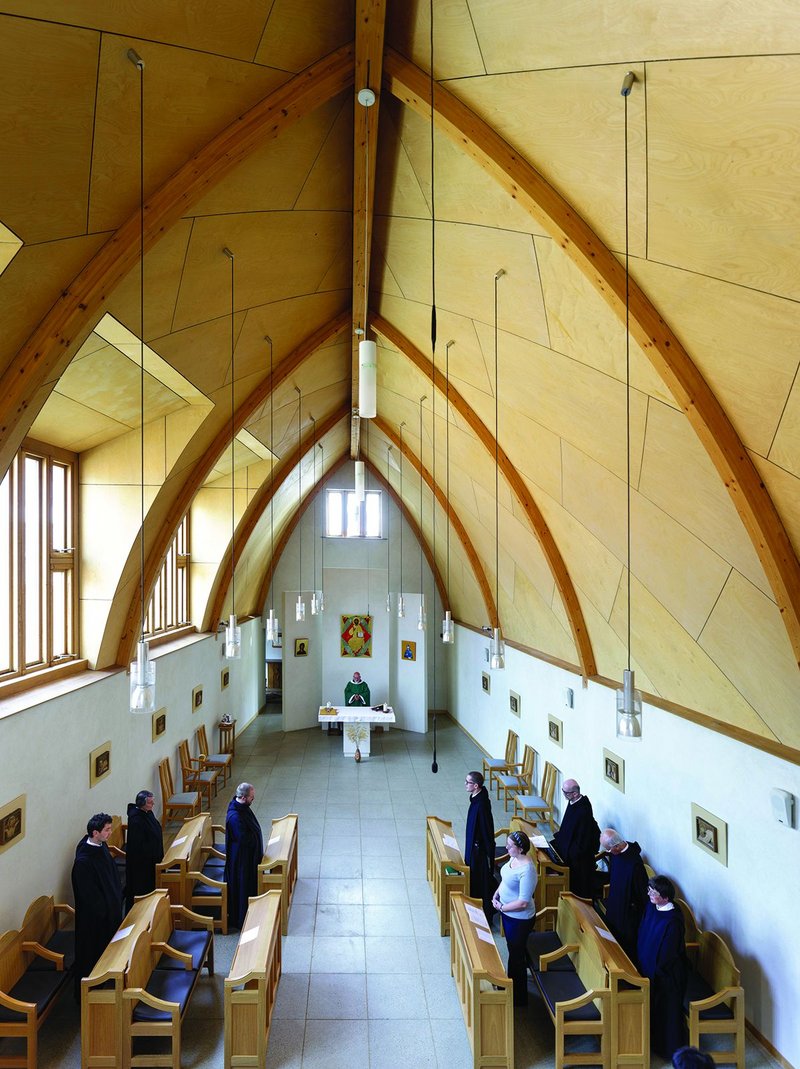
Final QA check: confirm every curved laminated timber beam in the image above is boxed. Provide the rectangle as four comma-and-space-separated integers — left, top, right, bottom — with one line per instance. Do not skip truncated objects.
371, 415, 496, 628
0, 43, 356, 475
204, 405, 350, 632
383, 47, 800, 670
372, 313, 596, 678
110, 312, 350, 669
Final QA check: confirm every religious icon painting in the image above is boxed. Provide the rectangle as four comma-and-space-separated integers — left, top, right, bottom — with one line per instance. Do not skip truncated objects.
192, 684, 203, 712
401, 639, 416, 661
481, 671, 491, 694
151, 709, 167, 742
341, 614, 373, 657
220, 667, 230, 690
602, 748, 625, 793
89, 741, 112, 787
548, 715, 563, 747
0, 794, 25, 855
509, 690, 521, 717
691, 803, 728, 866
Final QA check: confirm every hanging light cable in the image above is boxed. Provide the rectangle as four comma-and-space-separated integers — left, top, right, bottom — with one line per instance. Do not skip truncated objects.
386, 443, 392, 612
128, 47, 156, 714
295, 386, 306, 622
358, 74, 377, 419
318, 440, 325, 613
222, 247, 241, 658
428, 2, 438, 772
417, 395, 427, 631
265, 336, 280, 642
442, 340, 455, 645
617, 70, 642, 738
490, 269, 506, 670
397, 422, 406, 618
310, 415, 319, 615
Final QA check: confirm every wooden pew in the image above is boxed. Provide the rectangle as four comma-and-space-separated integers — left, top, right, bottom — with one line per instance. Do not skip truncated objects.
155, 814, 228, 933
425, 815, 469, 937
80, 890, 213, 1069
685, 929, 744, 1069
529, 893, 650, 1069
0, 897, 75, 1069
448, 892, 514, 1069
224, 891, 282, 1069
256, 814, 298, 936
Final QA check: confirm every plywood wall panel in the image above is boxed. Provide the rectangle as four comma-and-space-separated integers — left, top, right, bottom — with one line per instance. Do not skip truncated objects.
769, 374, 800, 480
386, 0, 484, 80
295, 96, 354, 212
502, 563, 576, 665
750, 454, 800, 555
254, 0, 354, 73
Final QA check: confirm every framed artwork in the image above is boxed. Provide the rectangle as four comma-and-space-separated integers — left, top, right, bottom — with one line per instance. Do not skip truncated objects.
0, 794, 25, 856
151, 709, 167, 742
548, 715, 563, 747
220, 667, 230, 690
691, 803, 728, 866
401, 639, 416, 661
341, 614, 372, 657
509, 690, 521, 717
481, 671, 491, 694
273, 631, 282, 648
192, 685, 203, 712
602, 748, 625, 793
295, 637, 309, 657
89, 742, 112, 788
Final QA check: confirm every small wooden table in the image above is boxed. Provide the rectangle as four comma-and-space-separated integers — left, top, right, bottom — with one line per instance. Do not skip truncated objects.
218, 718, 236, 757
317, 705, 395, 756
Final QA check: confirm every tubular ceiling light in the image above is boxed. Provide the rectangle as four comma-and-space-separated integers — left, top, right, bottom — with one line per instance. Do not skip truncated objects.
354, 459, 365, 503
295, 386, 305, 622
490, 270, 505, 671
318, 441, 325, 614
442, 609, 454, 644
417, 395, 426, 632
266, 337, 280, 643
222, 247, 241, 659
398, 423, 406, 618
311, 416, 320, 615
358, 340, 377, 418
417, 594, 426, 631
128, 47, 156, 713
386, 445, 392, 613
442, 341, 454, 647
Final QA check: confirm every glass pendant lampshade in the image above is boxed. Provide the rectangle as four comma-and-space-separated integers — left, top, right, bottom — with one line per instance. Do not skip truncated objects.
295, 594, 306, 622
442, 609, 454, 644
489, 626, 505, 670
130, 639, 156, 713
397, 593, 405, 619
616, 669, 642, 738
417, 594, 426, 631
266, 608, 279, 643
354, 459, 365, 502
317, 590, 325, 614
225, 613, 241, 658
311, 591, 319, 615
358, 340, 377, 418
385, 593, 392, 613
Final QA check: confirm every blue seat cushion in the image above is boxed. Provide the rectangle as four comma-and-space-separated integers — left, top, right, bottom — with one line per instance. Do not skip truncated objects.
0, 969, 68, 1022
26, 930, 75, 971
202, 857, 225, 873
156, 930, 211, 972
131, 970, 196, 1022
533, 970, 601, 1021
684, 969, 734, 1020
192, 881, 221, 897
527, 931, 575, 971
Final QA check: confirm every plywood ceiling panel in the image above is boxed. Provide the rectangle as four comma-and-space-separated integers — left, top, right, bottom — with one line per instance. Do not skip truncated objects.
503, 562, 576, 665
28, 392, 128, 454
769, 375, 800, 480
0, 16, 97, 244
295, 95, 354, 212
751, 454, 800, 555
254, 0, 354, 73
89, 36, 289, 234
386, 0, 484, 80
648, 55, 800, 303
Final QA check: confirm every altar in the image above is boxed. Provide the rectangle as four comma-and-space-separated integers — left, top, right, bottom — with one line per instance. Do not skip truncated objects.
317, 705, 396, 757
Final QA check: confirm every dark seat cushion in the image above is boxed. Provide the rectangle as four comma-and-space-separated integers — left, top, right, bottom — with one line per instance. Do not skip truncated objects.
527, 931, 575, 971
155, 930, 212, 972
26, 930, 75, 972
684, 968, 735, 1020
131, 969, 196, 1022
0, 969, 68, 1022
533, 970, 601, 1021
192, 881, 222, 897
202, 858, 225, 873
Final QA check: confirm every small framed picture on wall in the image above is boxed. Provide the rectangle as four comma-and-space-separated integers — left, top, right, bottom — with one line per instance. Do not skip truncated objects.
481, 671, 491, 695
509, 690, 521, 716
548, 715, 563, 747
602, 748, 625, 793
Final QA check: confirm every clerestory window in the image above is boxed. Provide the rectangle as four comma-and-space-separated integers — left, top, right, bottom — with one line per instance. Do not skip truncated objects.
325, 489, 382, 538
144, 514, 190, 636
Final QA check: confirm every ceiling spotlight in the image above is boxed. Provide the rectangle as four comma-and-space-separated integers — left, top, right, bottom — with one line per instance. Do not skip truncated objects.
357, 87, 376, 108
354, 326, 365, 336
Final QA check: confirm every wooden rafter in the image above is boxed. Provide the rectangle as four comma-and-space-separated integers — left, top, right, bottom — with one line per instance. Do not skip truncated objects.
351, 0, 387, 416
110, 312, 349, 669
204, 405, 349, 632
372, 312, 597, 678
0, 44, 355, 475
371, 415, 496, 627
383, 46, 800, 670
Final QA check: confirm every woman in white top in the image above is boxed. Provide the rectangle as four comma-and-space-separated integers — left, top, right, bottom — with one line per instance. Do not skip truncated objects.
492, 828, 537, 1006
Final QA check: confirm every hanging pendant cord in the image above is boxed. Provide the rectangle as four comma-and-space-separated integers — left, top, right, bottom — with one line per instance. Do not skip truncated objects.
268, 337, 275, 611
624, 88, 632, 673
228, 252, 236, 616
135, 53, 145, 643
494, 270, 503, 629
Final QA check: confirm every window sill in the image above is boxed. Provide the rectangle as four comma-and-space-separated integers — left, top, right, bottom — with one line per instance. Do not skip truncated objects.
0, 660, 116, 721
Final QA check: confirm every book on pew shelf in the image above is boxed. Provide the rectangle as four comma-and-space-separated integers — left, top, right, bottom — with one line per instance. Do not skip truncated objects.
444, 865, 461, 875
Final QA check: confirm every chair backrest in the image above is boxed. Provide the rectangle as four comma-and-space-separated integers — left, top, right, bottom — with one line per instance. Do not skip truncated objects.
158, 758, 174, 799
177, 738, 192, 769
504, 730, 518, 764
698, 929, 740, 991
675, 897, 700, 945
540, 761, 558, 804
520, 744, 535, 779
196, 724, 209, 756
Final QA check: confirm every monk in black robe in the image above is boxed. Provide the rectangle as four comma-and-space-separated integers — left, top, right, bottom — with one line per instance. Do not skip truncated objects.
599, 828, 648, 963
125, 790, 164, 911
637, 875, 688, 1059
225, 782, 263, 929
465, 770, 496, 922
549, 779, 599, 899
71, 813, 123, 992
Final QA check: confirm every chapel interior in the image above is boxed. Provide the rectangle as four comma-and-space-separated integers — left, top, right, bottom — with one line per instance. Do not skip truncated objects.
1, 2, 799, 1068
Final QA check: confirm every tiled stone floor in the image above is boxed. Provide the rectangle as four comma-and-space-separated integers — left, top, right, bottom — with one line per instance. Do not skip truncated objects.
14, 711, 782, 1067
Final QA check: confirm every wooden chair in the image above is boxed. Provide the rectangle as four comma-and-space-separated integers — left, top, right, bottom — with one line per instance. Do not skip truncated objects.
195, 724, 233, 788
482, 729, 518, 792
177, 739, 220, 809
513, 760, 559, 830
685, 929, 745, 1069
158, 758, 201, 826
495, 744, 535, 810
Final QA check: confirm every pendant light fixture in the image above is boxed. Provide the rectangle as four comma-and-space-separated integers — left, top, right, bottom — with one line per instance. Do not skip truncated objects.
417, 395, 427, 632
490, 269, 505, 671
385, 443, 392, 613
127, 47, 156, 714
617, 71, 642, 738
357, 76, 377, 419
429, 0, 439, 774
442, 340, 455, 645
295, 386, 306, 623
265, 336, 280, 643
317, 440, 325, 614
222, 247, 241, 658
310, 416, 320, 615
354, 456, 366, 503
397, 422, 406, 618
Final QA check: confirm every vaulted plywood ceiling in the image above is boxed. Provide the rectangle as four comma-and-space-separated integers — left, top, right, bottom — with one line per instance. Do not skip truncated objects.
1, 1, 799, 754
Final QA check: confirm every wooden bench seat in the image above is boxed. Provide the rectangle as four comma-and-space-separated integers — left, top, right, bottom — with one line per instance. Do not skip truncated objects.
425, 815, 468, 937
257, 814, 298, 936
155, 814, 228, 934
684, 929, 744, 1069
0, 896, 75, 1069
224, 891, 282, 1068
529, 893, 650, 1069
